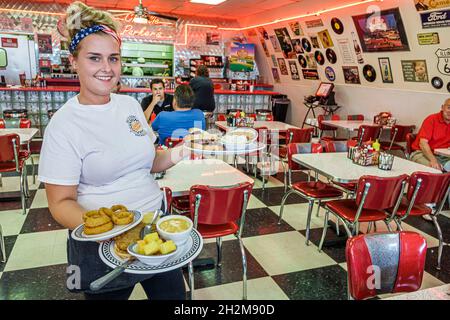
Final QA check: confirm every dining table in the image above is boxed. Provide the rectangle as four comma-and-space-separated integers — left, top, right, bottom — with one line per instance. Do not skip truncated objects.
321, 120, 392, 139
0, 128, 39, 144
434, 148, 450, 157
157, 158, 254, 197
292, 152, 441, 184
384, 284, 450, 300
215, 121, 299, 133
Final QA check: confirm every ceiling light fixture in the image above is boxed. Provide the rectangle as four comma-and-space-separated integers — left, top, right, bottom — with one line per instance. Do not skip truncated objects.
190, 0, 227, 4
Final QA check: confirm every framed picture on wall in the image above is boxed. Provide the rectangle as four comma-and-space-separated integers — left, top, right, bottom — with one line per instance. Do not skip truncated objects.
401, 60, 429, 82
352, 7, 410, 52
272, 68, 281, 83
277, 58, 289, 75
378, 57, 394, 83
289, 61, 301, 80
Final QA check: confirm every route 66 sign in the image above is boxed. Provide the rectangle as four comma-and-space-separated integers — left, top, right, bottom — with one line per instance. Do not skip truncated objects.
436, 48, 450, 76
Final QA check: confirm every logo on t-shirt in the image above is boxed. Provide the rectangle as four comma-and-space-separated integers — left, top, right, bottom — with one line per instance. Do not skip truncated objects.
126, 115, 146, 136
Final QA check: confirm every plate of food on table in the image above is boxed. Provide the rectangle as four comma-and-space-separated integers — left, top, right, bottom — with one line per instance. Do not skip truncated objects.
99, 215, 203, 274
71, 204, 143, 242
183, 128, 263, 154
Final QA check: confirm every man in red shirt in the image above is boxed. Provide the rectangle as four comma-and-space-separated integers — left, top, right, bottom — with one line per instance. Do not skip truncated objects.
411, 98, 450, 171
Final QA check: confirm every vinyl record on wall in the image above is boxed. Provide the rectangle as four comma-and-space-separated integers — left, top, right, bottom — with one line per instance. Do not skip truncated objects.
314, 51, 325, 65
325, 48, 337, 64
447, 82, 450, 93
363, 64, 377, 82
298, 54, 308, 68
331, 17, 344, 35
302, 38, 312, 52
431, 76, 443, 89
325, 66, 336, 82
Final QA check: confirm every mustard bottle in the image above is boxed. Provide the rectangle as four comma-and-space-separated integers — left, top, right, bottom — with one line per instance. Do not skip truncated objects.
372, 139, 381, 151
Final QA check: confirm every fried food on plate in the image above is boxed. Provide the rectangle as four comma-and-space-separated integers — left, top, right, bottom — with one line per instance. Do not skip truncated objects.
112, 210, 134, 225
114, 223, 146, 259
111, 204, 128, 213
84, 221, 114, 235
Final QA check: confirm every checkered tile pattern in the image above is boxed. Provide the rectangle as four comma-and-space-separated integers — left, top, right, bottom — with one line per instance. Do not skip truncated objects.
0, 156, 449, 300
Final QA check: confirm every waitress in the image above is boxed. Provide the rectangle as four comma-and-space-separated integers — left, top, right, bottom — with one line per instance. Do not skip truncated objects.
38, 1, 187, 300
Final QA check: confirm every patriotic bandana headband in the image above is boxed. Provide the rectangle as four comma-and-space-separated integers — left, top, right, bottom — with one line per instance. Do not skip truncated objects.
69, 24, 121, 54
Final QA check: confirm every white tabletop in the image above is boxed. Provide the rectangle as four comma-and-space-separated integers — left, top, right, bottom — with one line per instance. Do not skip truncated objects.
292, 152, 441, 183
321, 120, 390, 132
384, 284, 450, 300
0, 128, 39, 143
157, 159, 254, 197
215, 121, 299, 132
435, 148, 450, 157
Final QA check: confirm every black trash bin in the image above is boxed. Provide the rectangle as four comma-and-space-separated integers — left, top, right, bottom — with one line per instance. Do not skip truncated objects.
272, 99, 290, 122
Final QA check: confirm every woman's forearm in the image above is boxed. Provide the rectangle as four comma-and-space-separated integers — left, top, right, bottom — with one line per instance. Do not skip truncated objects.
48, 199, 86, 230
151, 145, 188, 173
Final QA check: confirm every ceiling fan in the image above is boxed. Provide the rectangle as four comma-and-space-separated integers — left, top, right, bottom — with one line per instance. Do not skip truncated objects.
109, 0, 179, 24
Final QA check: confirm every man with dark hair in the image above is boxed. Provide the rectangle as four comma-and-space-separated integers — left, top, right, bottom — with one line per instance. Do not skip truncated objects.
141, 78, 174, 122
151, 85, 205, 145
189, 65, 216, 112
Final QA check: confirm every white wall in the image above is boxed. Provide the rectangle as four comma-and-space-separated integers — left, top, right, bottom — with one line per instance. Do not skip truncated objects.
245, 0, 450, 129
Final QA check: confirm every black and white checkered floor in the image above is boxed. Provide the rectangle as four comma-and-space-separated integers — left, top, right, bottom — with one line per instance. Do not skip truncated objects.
0, 156, 449, 300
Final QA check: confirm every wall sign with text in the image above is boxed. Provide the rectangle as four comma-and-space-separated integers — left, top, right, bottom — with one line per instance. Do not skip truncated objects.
436, 48, 450, 76
420, 10, 450, 28
417, 32, 440, 45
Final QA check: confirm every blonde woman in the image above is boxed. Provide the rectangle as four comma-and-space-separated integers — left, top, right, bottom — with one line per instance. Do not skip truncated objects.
39, 2, 186, 300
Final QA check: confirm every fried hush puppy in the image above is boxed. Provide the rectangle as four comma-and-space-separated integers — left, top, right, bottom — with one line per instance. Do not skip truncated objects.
82, 204, 134, 235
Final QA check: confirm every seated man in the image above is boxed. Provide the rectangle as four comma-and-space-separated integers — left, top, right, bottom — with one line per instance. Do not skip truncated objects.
141, 79, 174, 122
411, 98, 450, 218
151, 84, 205, 145
411, 98, 450, 171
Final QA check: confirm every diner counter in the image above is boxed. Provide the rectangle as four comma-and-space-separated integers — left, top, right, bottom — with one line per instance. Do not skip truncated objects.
0, 86, 279, 95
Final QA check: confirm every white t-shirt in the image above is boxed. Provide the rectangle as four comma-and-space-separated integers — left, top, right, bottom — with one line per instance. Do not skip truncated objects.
38, 93, 163, 212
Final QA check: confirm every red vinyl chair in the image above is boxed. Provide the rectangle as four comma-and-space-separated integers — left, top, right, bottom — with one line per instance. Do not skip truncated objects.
380, 125, 415, 155
318, 114, 341, 141
387, 171, 450, 270
216, 114, 227, 121
322, 140, 357, 197
17, 118, 37, 184
347, 114, 364, 121
278, 128, 313, 159
0, 118, 5, 129
188, 182, 254, 300
354, 124, 383, 146
265, 114, 274, 121
0, 134, 30, 215
282, 142, 323, 192
279, 142, 343, 245
164, 137, 184, 148
160, 187, 172, 214
346, 231, 427, 300
318, 174, 408, 252
19, 118, 31, 128
405, 133, 417, 159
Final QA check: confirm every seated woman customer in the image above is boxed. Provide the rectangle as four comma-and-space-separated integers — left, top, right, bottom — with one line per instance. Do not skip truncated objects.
151, 84, 206, 145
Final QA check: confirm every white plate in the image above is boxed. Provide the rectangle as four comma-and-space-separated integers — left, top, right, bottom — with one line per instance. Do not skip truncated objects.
71, 210, 143, 242
223, 127, 258, 143
98, 229, 203, 274
184, 142, 266, 155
